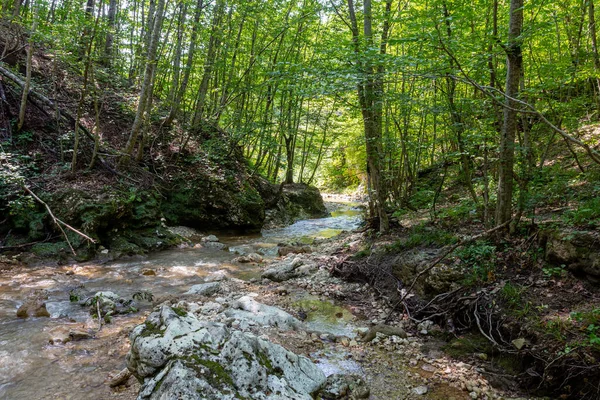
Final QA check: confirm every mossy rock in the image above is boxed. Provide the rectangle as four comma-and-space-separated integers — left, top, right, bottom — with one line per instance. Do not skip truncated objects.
30, 242, 70, 258
161, 173, 265, 231
108, 236, 143, 255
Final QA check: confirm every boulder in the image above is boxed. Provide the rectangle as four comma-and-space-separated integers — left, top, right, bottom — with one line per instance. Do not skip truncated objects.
543, 230, 600, 282
202, 242, 228, 251
184, 282, 221, 296
202, 235, 220, 243
264, 184, 329, 229
127, 305, 326, 399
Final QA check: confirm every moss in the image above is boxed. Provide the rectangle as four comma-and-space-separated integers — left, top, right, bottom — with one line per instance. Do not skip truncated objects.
140, 320, 166, 337
186, 355, 235, 388
255, 350, 273, 371
109, 236, 142, 254
171, 306, 187, 317
494, 354, 523, 375
30, 241, 69, 257
255, 351, 282, 376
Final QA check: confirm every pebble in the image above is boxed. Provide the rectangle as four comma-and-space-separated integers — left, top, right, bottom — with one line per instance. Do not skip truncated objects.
412, 386, 428, 395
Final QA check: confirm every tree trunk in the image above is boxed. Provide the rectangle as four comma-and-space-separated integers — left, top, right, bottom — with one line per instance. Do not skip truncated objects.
346, 0, 390, 233
163, 0, 203, 127
103, 0, 117, 66
192, 0, 225, 127
122, 0, 165, 160
589, 0, 600, 111
495, 0, 524, 226
17, 5, 37, 131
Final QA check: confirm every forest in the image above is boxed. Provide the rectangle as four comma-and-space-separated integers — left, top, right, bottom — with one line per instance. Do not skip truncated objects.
0, 0, 600, 399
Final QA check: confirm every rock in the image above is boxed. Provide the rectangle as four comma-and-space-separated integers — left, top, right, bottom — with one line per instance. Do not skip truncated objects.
107, 368, 133, 388
225, 295, 302, 330
81, 291, 138, 317
412, 385, 429, 395
167, 226, 204, 242
543, 230, 600, 281
202, 235, 220, 242
202, 242, 227, 251
69, 330, 93, 341
17, 290, 51, 318
184, 282, 221, 296
127, 305, 326, 399
200, 302, 224, 315
278, 245, 312, 257
421, 364, 435, 372
511, 338, 527, 350
141, 269, 156, 276
263, 183, 328, 229
233, 253, 263, 263
205, 270, 229, 282
262, 257, 316, 282
359, 324, 407, 342
320, 374, 370, 399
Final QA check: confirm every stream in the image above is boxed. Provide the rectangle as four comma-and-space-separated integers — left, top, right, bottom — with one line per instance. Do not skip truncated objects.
0, 203, 365, 400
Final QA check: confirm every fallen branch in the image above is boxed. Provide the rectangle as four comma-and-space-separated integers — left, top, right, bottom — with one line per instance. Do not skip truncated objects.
23, 185, 96, 255
96, 297, 102, 331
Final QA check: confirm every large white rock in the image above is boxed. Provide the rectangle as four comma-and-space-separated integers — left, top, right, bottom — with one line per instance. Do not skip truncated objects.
128, 305, 325, 399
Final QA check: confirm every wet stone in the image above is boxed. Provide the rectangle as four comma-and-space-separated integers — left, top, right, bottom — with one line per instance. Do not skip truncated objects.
413, 385, 429, 395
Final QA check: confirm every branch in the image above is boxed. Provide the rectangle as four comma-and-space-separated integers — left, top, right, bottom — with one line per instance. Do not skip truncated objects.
23, 185, 96, 255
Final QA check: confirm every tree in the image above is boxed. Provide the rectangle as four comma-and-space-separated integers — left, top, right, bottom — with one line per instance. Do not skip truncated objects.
345, 0, 391, 233
122, 0, 166, 160
495, 0, 524, 226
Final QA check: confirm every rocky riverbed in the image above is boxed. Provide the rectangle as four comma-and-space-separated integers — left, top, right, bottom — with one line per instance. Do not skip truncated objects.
0, 203, 537, 399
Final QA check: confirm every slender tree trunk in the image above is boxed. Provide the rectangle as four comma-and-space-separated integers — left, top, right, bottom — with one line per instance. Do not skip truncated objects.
589, 0, 600, 112
72, 1, 101, 172
164, 0, 203, 126
495, 0, 524, 226
89, 65, 101, 169
192, 0, 225, 127
103, 0, 117, 66
122, 0, 165, 160
17, 4, 37, 131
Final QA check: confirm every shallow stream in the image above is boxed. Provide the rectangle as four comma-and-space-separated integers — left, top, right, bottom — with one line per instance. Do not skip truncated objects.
0, 202, 364, 400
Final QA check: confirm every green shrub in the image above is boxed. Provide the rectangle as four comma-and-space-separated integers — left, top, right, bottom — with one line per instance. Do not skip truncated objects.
456, 241, 497, 285
387, 224, 457, 252
564, 197, 600, 225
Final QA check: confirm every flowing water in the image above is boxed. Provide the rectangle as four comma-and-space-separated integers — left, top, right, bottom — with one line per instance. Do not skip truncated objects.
0, 202, 364, 400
